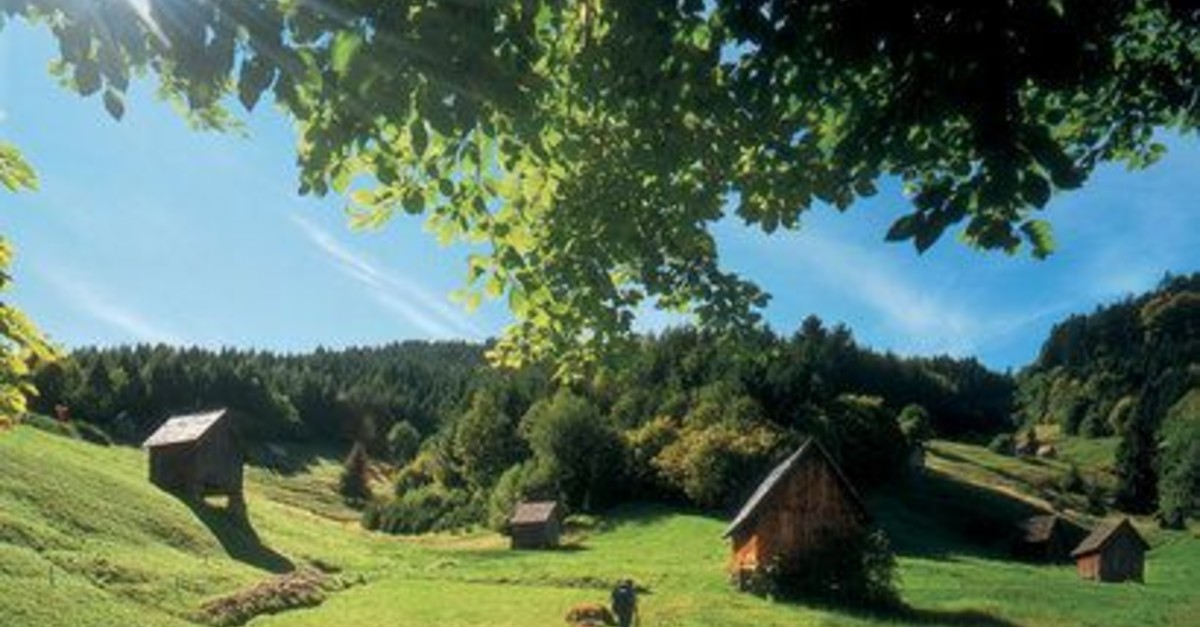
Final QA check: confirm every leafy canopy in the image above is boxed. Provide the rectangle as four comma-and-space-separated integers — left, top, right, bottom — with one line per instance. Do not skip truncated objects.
7, 0, 1200, 374
0, 142, 56, 419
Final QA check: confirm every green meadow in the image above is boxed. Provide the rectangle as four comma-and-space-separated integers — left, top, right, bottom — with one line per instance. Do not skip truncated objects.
1, 426, 1196, 626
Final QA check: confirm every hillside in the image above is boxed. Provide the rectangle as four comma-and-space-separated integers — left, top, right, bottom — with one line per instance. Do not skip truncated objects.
1016, 273, 1199, 524
2, 426, 1197, 626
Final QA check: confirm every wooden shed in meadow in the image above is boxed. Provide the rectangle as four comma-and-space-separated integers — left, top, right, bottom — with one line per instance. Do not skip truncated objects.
142, 409, 244, 508
508, 501, 563, 550
1012, 514, 1080, 562
1071, 518, 1149, 583
723, 438, 869, 579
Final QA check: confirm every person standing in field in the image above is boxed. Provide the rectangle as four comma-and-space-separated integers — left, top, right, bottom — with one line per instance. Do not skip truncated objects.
611, 579, 638, 627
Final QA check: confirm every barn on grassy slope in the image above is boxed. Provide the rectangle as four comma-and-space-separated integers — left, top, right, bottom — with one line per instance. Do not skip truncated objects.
1012, 514, 1083, 563
723, 438, 868, 579
508, 501, 563, 550
142, 409, 244, 509
1071, 518, 1149, 583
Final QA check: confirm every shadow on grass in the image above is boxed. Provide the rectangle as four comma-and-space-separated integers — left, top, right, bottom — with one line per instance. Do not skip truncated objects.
869, 470, 1048, 561
184, 497, 295, 574
901, 606, 1023, 626
792, 599, 1022, 627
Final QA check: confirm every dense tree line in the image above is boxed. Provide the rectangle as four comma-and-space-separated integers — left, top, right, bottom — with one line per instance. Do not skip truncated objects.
1016, 273, 1200, 526
367, 318, 1012, 532
29, 319, 1014, 531
30, 342, 485, 449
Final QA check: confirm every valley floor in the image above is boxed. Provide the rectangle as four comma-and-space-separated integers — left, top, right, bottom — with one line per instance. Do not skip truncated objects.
1, 427, 1196, 626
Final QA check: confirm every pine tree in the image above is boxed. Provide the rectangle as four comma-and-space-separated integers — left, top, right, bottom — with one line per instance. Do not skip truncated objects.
339, 442, 372, 504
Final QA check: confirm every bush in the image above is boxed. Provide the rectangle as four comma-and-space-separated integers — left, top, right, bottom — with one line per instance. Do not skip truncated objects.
898, 404, 933, 445
75, 422, 113, 446
21, 413, 79, 439
363, 485, 479, 534
988, 433, 1016, 455
386, 420, 421, 466
521, 391, 626, 511
654, 421, 783, 509
338, 442, 372, 504
742, 528, 899, 609
625, 416, 682, 499
486, 461, 558, 530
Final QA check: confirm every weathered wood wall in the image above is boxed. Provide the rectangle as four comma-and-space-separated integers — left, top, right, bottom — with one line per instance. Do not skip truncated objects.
730, 453, 864, 572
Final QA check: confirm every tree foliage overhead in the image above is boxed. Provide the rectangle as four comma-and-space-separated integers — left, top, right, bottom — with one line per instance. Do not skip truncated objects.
0, 142, 56, 420
6, 0, 1200, 371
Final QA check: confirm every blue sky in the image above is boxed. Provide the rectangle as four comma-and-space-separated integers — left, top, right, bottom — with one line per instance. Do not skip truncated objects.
3, 22, 1198, 371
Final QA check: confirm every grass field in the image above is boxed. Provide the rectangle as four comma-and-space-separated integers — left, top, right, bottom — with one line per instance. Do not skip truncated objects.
1, 426, 1196, 626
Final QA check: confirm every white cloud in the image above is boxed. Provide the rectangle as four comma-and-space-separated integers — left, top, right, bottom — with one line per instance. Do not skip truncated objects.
290, 215, 484, 339
746, 229, 1066, 357
41, 268, 189, 345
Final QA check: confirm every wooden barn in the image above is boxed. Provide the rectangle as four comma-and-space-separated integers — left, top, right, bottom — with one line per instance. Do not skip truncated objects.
1012, 514, 1078, 562
723, 438, 869, 579
142, 409, 244, 509
508, 501, 563, 550
1071, 518, 1149, 583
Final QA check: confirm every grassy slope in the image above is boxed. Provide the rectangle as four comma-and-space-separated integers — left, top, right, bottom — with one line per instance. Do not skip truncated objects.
1, 427, 1196, 626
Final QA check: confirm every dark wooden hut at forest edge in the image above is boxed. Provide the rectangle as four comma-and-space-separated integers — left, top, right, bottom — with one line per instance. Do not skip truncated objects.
724, 438, 868, 580
508, 501, 563, 550
142, 409, 244, 509
1013, 514, 1078, 562
1071, 518, 1149, 583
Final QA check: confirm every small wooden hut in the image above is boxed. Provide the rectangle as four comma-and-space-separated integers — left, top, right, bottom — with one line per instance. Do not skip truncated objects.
1013, 514, 1075, 562
1071, 518, 1149, 583
724, 438, 869, 579
508, 501, 563, 549
142, 409, 243, 508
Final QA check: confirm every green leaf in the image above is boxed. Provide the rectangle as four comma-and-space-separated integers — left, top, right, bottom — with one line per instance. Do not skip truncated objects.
102, 89, 125, 120
238, 57, 275, 111
1020, 220, 1056, 259
410, 121, 428, 158
1020, 174, 1052, 208
331, 31, 363, 79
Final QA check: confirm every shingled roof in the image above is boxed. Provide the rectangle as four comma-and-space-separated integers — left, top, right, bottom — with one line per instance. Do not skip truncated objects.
142, 409, 228, 448
509, 501, 561, 526
1018, 514, 1061, 543
723, 438, 868, 539
1071, 518, 1149, 557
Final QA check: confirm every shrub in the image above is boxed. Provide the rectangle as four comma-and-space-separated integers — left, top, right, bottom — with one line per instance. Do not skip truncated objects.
742, 528, 899, 609
453, 391, 524, 488
521, 391, 626, 511
363, 485, 478, 534
21, 413, 79, 439
898, 404, 933, 445
75, 422, 113, 446
386, 420, 421, 466
1157, 389, 1200, 528
338, 442, 372, 504
625, 416, 681, 498
988, 433, 1015, 455
654, 421, 783, 509
486, 461, 558, 530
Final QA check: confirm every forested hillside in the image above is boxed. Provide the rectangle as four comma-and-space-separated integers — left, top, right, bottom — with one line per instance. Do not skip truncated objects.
28, 318, 1013, 531
1016, 273, 1199, 526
